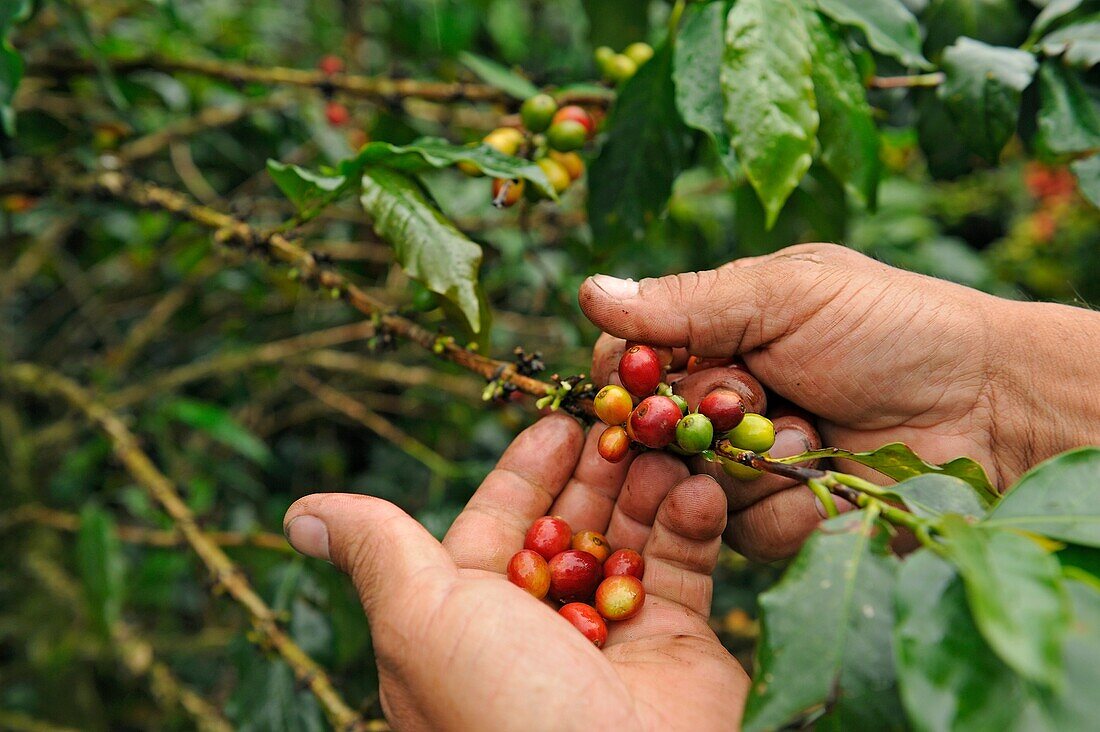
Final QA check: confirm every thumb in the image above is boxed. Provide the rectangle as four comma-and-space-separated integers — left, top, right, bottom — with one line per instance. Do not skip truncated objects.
284, 493, 455, 613
578, 243, 859, 357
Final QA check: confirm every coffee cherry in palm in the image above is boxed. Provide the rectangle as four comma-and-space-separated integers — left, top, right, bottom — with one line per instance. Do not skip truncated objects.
595, 575, 645, 621
598, 425, 631, 463
559, 603, 608, 647
524, 516, 573, 560
548, 549, 603, 603
726, 413, 776, 453
507, 549, 551, 599
594, 384, 633, 425
546, 120, 587, 152
520, 94, 558, 133
618, 345, 662, 397
573, 530, 612, 563
675, 413, 714, 454
603, 548, 644, 579
627, 396, 681, 449
697, 389, 746, 432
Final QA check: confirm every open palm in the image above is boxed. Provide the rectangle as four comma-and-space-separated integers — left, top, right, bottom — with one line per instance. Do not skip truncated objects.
284, 414, 748, 731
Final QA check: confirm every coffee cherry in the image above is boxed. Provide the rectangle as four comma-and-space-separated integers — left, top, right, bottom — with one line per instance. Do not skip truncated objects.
559, 603, 608, 648
573, 530, 612, 563
722, 456, 763, 482
548, 150, 585, 180
318, 54, 344, 75
411, 286, 439, 312
507, 549, 551, 599
726, 413, 776, 453
698, 389, 746, 432
603, 548, 644, 579
594, 384, 633, 425
491, 178, 525, 208
604, 54, 638, 84
551, 105, 596, 137
520, 94, 558, 133
595, 575, 645, 621
618, 345, 662, 397
524, 516, 573, 560
670, 394, 689, 415
675, 413, 714, 454
546, 120, 587, 152
483, 127, 525, 156
536, 157, 572, 194
548, 549, 603, 603
598, 425, 631, 463
325, 102, 349, 126
627, 396, 682, 449
594, 46, 616, 69
623, 42, 654, 67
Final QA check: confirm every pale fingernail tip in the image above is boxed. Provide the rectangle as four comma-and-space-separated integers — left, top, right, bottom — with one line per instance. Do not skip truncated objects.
590, 274, 639, 300
285, 515, 331, 562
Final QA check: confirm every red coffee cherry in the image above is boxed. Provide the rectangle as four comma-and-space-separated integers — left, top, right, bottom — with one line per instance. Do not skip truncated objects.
318, 54, 344, 75
491, 178, 525, 208
552, 105, 596, 137
548, 549, 603, 603
603, 548, 644, 579
572, 530, 612, 563
507, 549, 551, 599
324, 102, 349, 126
627, 395, 681, 449
594, 384, 633, 425
524, 516, 573, 560
697, 389, 746, 432
618, 345, 662, 397
597, 425, 631, 463
559, 603, 608, 648
595, 575, 645, 621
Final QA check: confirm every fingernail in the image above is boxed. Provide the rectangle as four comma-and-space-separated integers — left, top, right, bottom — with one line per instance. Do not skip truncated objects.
285, 515, 330, 561
770, 428, 812, 460
814, 495, 855, 519
590, 274, 639, 300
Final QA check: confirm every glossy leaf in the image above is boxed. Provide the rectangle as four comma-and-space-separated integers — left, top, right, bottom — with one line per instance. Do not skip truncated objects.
1030, 0, 1088, 41
76, 504, 126, 635
985, 447, 1100, 547
587, 41, 690, 243
923, 0, 1029, 58
1035, 61, 1100, 158
722, 0, 818, 228
884, 474, 989, 520
1038, 18, 1100, 68
815, 0, 930, 69
938, 38, 1038, 161
743, 510, 900, 732
457, 51, 539, 99
361, 167, 486, 333
226, 652, 326, 732
803, 9, 880, 207
940, 515, 1070, 686
267, 161, 351, 214
162, 398, 274, 467
1071, 154, 1100, 206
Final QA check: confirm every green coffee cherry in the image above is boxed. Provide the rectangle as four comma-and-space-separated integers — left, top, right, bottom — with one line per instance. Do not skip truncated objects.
725, 413, 776, 453
594, 46, 616, 70
546, 120, 587, 152
675, 413, 714, 454
605, 54, 638, 84
411, 286, 439, 312
623, 42, 654, 66
520, 94, 558, 133
721, 457, 763, 482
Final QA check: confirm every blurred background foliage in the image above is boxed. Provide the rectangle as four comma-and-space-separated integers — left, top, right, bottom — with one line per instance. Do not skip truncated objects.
1, 0, 1097, 729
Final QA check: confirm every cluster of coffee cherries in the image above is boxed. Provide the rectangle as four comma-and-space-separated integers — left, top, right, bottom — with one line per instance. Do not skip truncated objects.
317, 55, 351, 127
593, 42, 654, 85
594, 344, 777, 477
508, 515, 645, 648
461, 94, 594, 208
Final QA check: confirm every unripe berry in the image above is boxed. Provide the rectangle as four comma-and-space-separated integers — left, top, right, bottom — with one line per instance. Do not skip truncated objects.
726, 413, 776, 453
572, 530, 612, 563
491, 178, 525, 208
411, 286, 439, 312
549, 150, 585, 180
618, 345, 662, 397
604, 54, 637, 84
325, 101, 349, 126
548, 549, 603, 603
318, 54, 344, 75
551, 105, 596, 137
623, 42, 654, 67
597, 425, 630, 463
594, 384, 633, 425
536, 157, 571, 194
722, 456, 763, 482
524, 516, 573, 560
507, 549, 551, 599
546, 120, 587, 152
520, 93, 558, 133
595, 575, 645, 621
559, 603, 608, 648
675, 413, 714, 454
603, 548, 644, 579
697, 389, 746, 432
483, 127, 525, 156
594, 46, 616, 69
628, 396, 681, 449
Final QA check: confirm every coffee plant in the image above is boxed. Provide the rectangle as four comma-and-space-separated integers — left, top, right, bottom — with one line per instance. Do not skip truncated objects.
1, 0, 1098, 730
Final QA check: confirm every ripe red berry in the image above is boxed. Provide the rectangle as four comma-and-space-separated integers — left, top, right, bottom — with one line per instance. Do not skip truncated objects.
524, 516, 573, 560
491, 178, 525, 208
595, 575, 645, 621
507, 549, 551, 599
603, 548, 644, 579
552, 105, 595, 137
548, 549, 603, 603
572, 530, 612, 563
597, 425, 631, 463
318, 54, 344, 75
325, 102, 349, 126
697, 389, 746, 432
559, 603, 608, 648
618, 345, 662, 397
594, 384, 633, 425
627, 395, 681, 449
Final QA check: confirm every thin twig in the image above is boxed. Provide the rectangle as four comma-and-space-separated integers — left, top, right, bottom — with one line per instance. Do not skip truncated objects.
868, 72, 945, 90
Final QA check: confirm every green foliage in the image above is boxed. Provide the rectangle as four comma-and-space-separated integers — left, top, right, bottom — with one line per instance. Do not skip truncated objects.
76, 504, 126, 636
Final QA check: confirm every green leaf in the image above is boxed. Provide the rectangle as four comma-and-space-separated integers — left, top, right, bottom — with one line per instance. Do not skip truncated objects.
0, 39, 21, 135
940, 515, 1071, 686
587, 41, 691, 244
1035, 60, 1100, 158
227, 653, 325, 732
884, 474, 989, 520
673, 2, 740, 179
938, 38, 1038, 161
922, 0, 1030, 59
457, 51, 539, 99
803, 10, 881, 207
76, 504, 126, 635
778, 442, 998, 501
722, 0, 818, 228
815, 0, 930, 69
266, 161, 351, 214
743, 510, 901, 732
162, 398, 274, 467
984, 447, 1100, 547
1038, 17, 1100, 68
360, 167, 486, 333
1030, 0, 1088, 41
1071, 153, 1100, 206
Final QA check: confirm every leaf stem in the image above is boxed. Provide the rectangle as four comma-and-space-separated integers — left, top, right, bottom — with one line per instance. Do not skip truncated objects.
868, 72, 945, 89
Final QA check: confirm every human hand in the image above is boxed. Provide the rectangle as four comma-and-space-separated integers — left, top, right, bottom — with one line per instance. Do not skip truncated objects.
283, 414, 748, 731
582, 243, 1100, 560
